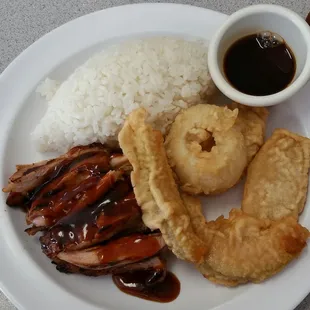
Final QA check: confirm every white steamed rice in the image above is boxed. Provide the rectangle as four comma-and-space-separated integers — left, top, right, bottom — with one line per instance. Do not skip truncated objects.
32, 37, 215, 152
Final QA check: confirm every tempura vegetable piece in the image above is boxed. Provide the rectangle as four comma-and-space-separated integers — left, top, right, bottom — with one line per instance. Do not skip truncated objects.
229, 102, 268, 163
242, 129, 310, 220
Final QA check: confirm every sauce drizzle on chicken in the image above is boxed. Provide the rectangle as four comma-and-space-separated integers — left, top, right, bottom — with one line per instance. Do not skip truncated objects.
3, 144, 180, 303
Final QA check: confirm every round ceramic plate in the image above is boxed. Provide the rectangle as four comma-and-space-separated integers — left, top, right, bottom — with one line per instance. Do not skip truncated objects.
0, 3, 309, 310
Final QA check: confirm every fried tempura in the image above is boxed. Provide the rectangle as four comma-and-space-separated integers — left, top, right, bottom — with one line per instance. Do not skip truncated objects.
118, 108, 309, 286
165, 104, 247, 195
190, 205, 308, 286
118, 108, 207, 263
229, 102, 269, 163
242, 129, 310, 220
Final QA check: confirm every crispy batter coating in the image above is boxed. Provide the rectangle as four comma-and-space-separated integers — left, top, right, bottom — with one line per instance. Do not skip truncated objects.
118, 108, 309, 286
242, 129, 310, 220
118, 108, 207, 263
229, 102, 269, 163
190, 206, 308, 286
165, 104, 248, 195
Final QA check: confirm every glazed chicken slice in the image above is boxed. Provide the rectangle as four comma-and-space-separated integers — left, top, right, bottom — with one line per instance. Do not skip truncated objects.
4, 144, 111, 197
26, 169, 122, 231
40, 180, 144, 257
114, 255, 166, 277
109, 154, 129, 169
57, 233, 165, 270
3, 143, 130, 235
4, 145, 128, 209
53, 255, 166, 277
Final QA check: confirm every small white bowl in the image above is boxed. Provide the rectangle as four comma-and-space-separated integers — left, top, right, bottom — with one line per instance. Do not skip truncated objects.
208, 4, 310, 107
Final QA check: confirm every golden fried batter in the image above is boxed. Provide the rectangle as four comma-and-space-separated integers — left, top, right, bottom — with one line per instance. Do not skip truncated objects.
165, 104, 248, 195
118, 108, 207, 263
242, 129, 310, 220
229, 102, 269, 163
190, 205, 308, 286
118, 108, 309, 286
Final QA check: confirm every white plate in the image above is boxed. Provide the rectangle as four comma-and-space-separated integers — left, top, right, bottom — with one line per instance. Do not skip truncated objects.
0, 3, 309, 310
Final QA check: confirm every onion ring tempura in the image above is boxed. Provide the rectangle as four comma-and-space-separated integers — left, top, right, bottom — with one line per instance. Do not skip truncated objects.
165, 104, 247, 195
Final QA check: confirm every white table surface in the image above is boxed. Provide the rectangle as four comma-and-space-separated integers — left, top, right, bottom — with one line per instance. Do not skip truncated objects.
1, 0, 310, 309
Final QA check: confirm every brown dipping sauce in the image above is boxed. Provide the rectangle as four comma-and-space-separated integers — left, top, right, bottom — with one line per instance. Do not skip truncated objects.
224, 33, 296, 96
306, 12, 310, 26
112, 270, 180, 303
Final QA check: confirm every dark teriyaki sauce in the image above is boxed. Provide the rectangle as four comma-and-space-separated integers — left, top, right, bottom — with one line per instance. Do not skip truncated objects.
224, 33, 296, 96
39, 180, 134, 253
112, 270, 180, 303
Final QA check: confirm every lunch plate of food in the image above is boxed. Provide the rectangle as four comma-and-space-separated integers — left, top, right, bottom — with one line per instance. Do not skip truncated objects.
1, 3, 310, 310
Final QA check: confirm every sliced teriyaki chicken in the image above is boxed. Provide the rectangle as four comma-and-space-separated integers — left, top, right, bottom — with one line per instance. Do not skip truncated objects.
53, 255, 166, 277
40, 180, 145, 257
26, 170, 122, 231
3, 144, 111, 196
3, 143, 170, 286
57, 233, 166, 270
3, 144, 131, 235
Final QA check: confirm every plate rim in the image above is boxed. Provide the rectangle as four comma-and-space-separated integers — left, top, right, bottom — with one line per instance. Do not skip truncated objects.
0, 3, 309, 310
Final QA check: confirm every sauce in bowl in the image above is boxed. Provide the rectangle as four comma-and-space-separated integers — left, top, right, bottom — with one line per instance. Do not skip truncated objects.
224, 32, 296, 96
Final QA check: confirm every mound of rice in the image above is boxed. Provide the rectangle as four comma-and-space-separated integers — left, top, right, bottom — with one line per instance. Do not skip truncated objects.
33, 37, 215, 152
